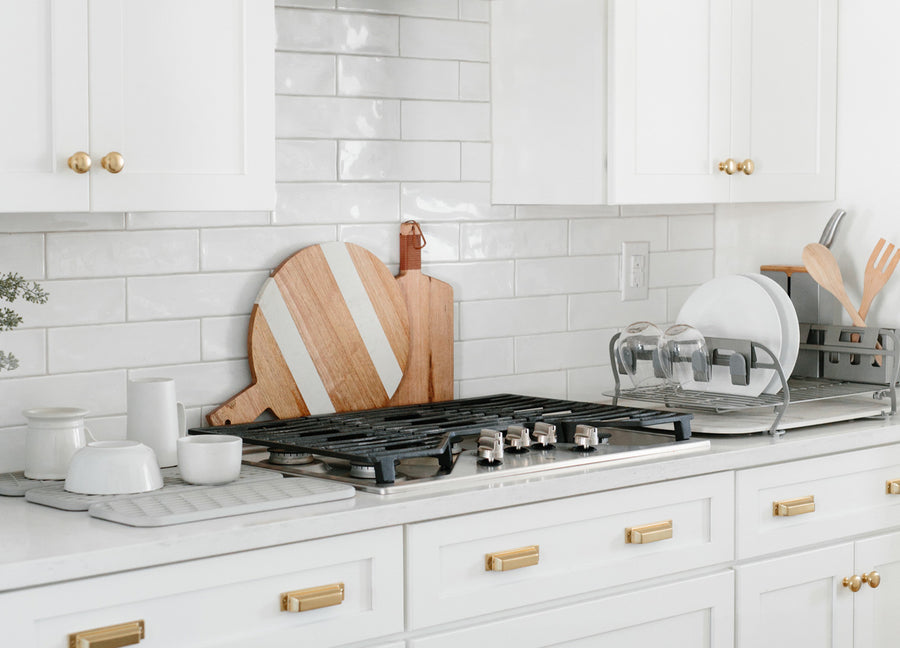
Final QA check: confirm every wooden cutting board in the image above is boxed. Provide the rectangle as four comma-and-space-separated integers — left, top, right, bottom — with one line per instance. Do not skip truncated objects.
389, 221, 454, 406
207, 242, 410, 426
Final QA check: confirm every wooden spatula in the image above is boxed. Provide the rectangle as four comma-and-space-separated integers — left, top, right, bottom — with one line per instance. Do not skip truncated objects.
859, 238, 900, 320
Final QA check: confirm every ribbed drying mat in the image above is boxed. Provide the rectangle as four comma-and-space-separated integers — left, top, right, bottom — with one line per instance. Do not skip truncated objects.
88, 477, 356, 527
0, 472, 59, 497
24, 465, 282, 511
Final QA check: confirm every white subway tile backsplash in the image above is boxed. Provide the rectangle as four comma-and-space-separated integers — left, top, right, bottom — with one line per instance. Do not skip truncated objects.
277, 96, 400, 139
455, 338, 514, 380
459, 295, 567, 339
276, 52, 336, 95
0, 212, 124, 233
461, 143, 491, 181
516, 329, 615, 373
401, 182, 514, 221
340, 222, 459, 263
459, 0, 490, 21
569, 290, 668, 330
276, 140, 338, 182
337, 0, 457, 18
514, 205, 620, 220
339, 56, 459, 99
276, 8, 399, 55
128, 272, 269, 321
275, 183, 398, 224
424, 261, 514, 301
567, 366, 616, 403
47, 231, 198, 278
0, 329, 45, 377
202, 226, 336, 271
461, 221, 567, 260
130, 360, 251, 411
49, 322, 200, 373
13, 279, 125, 328
127, 212, 270, 230
649, 250, 714, 288
201, 316, 250, 361
400, 17, 489, 61
459, 370, 567, 400
669, 214, 715, 250
0, 370, 126, 428
459, 62, 489, 100
569, 217, 668, 256
339, 141, 460, 181
401, 101, 490, 141
516, 256, 619, 296
621, 204, 715, 218
0, 234, 44, 278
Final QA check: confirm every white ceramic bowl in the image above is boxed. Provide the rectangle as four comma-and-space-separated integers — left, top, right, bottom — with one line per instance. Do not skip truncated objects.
177, 435, 243, 485
65, 441, 164, 495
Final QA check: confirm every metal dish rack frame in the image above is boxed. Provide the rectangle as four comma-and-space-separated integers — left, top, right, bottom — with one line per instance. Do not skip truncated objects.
607, 324, 900, 435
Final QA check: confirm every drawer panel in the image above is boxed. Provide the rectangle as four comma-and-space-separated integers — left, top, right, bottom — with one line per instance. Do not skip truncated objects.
405, 471, 733, 629
0, 526, 403, 648
736, 444, 900, 559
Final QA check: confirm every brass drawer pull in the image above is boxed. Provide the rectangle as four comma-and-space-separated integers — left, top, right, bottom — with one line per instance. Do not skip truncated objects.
886, 480, 900, 495
68, 620, 144, 648
485, 545, 540, 572
773, 495, 815, 517
281, 583, 345, 612
625, 520, 673, 544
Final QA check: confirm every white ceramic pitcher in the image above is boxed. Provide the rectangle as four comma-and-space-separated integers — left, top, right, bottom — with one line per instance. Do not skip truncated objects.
23, 407, 96, 479
126, 377, 186, 468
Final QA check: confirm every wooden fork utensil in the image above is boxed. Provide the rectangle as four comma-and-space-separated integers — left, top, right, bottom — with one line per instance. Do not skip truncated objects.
860, 238, 900, 321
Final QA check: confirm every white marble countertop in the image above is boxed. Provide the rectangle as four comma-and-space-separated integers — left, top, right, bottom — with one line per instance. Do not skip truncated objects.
3, 414, 900, 593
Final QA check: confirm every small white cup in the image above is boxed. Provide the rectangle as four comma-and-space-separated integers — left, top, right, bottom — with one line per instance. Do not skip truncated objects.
177, 435, 243, 485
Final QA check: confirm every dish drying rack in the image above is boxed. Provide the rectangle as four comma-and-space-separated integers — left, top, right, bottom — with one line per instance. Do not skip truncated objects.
607, 324, 900, 435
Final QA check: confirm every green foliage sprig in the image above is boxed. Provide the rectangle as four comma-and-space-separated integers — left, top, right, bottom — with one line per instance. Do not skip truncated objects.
0, 272, 49, 371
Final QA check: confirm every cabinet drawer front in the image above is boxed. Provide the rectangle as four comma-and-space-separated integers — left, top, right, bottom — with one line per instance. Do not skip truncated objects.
736, 444, 900, 559
405, 472, 733, 629
0, 526, 403, 648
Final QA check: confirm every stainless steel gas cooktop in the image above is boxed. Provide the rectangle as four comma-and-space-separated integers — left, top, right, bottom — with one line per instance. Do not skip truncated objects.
190, 394, 711, 495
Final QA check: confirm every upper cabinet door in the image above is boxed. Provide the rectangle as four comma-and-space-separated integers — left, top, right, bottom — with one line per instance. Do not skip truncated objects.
608, 0, 733, 205
0, 1, 89, 212
729, 0, 838, 203
88, 0, 274, 212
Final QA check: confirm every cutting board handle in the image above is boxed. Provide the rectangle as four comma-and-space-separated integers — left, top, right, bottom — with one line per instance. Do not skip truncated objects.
206, 383, 265, 427
400, 220, 425, 272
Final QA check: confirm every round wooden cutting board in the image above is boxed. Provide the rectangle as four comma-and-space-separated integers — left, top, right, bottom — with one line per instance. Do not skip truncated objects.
207, 242, 410, 425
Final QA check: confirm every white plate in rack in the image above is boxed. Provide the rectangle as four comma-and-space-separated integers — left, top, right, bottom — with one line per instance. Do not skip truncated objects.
742, 273, 800, 394
677, 275, 783, 397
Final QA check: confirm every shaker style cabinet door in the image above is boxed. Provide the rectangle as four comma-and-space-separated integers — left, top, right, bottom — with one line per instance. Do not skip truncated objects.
853, 530, 900, 648
88, 0, 274, 211
0, 1, 90, 212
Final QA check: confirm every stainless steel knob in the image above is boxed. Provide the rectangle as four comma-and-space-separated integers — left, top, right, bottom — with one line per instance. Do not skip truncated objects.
477, 429, 504, 463
506, 425, 531, 451
532, 422, 557, 447
573, 425, 600, 450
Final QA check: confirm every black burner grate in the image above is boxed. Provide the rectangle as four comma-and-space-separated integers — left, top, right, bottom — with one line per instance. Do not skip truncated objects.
189, 394, 693, 483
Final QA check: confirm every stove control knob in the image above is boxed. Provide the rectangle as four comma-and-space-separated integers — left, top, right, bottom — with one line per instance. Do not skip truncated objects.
506, 425, 531, 451
573, 424, 600, 451
532, 422, 557, 447
477, 429, 504, 463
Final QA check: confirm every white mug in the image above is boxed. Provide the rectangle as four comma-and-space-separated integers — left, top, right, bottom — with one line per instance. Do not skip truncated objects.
23, 407, 96, 480
126, 377, 186, 468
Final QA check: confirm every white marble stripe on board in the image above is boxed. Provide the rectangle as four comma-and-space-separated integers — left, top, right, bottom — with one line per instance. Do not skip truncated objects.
321, 242, 404, 396
255, 278, 336, 415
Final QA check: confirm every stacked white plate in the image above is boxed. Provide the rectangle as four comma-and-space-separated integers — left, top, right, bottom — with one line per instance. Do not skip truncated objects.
676, 274, 800, 396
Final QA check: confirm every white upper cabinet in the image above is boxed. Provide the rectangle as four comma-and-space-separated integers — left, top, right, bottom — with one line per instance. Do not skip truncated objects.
0, 0, 274, 213
492, 0, 838, 206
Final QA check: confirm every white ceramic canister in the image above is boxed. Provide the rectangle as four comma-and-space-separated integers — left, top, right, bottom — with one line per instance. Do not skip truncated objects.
126, 377, 186, 468
23, 407, 95, 480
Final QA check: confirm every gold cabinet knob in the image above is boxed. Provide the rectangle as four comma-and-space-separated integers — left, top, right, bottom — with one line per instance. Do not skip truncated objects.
280, 583, 344, 612
68, 620, 144, 648
773, 495, 815, 517
101, 151, 125, 174
625, 520, 673, 544
739, 159, 755, 175
843, 575, 863, 592
67, 151, 92, 174
885, 479, 900, 494
718, 158, 738, 175
863, 571, 881, 588
485, 545, 540, 572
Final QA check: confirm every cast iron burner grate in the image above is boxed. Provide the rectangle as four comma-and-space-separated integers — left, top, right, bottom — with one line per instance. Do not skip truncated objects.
189, 394, 693, 483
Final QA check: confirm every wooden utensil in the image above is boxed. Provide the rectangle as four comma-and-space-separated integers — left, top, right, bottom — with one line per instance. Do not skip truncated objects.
389, 221, 454, 406
859, 238, 900, 320
207, 242, 410, 426
801, 243, 867, 327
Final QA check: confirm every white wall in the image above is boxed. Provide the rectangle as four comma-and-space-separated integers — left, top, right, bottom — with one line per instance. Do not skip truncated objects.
716, 0, 900, 332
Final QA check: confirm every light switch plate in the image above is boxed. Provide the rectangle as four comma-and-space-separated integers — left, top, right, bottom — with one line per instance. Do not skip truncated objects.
621, 241, 649, 301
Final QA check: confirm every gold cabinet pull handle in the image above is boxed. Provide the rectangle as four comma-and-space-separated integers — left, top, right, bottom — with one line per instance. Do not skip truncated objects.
68, 620, 144, 648
738, 158, 755, 175
101, 152, 125, 174
885, 480, 900, 495
863, 571, 881, 588
625, 520, 673, 544
843, 574, 863, 592
281, 583, 344, 612
67, 151, 92, 174
485, 545, 540, 572
773, 495, 815, 517
718, 158, 738, 175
